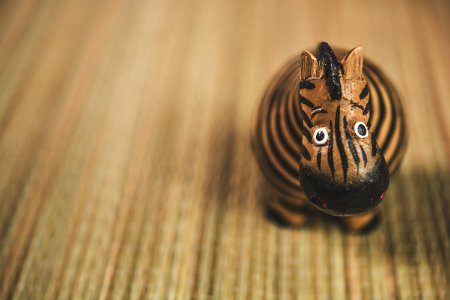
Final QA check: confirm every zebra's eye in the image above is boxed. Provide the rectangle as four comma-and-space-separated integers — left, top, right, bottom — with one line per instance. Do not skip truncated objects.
313, 128, 328, 145
354, 122, 368, 138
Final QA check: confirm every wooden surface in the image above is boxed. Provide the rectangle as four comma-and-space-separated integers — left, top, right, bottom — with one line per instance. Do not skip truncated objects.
0, 0, 449, 299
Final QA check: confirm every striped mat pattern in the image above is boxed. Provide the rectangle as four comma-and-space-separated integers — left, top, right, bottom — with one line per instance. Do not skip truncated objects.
0, 0, 449, 299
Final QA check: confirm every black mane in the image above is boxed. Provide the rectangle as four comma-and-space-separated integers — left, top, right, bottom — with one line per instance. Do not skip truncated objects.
317, 42, 342, 100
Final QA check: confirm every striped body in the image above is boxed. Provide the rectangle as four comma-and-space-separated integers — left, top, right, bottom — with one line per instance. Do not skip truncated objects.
251, 49, 407, 211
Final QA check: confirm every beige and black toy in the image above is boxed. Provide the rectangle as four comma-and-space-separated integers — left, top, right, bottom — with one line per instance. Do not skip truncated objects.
251, 42, 407, 232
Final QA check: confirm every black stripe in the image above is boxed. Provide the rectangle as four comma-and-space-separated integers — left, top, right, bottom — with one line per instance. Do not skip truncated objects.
360, 145, 368, 168
269, 61, 304, 163
327, 120, 335, 179
317, 147, 322, 171
367, 99, 373, 128
343, 116, 360, 169
359, 84, 369, 99
299, 81, 315, 90
363, 71, 377, 129
281, 90, 301, 153
292, 93, 303, 130
301, 109, 313, 128
365, 67, 385, 138
299, 96, 314, 108
351, 103, 365, 111
255, 62, 302, 191
301, 145, 311, 161
335, 106, 348, 182
265, 88, 299, 179
302, 126, 312, 144
371, 135, 377, 156
389, 158, 401, 175
264, 127, 299, 186
388, 141, 404, 176
381, 118, 397, 153
284, 64, 303, 134
364, 63, 404, 168
275, 63, 303, 160
277, 198, 309, 213
256, 113, 298, 191
283, 101, 300, 148
363, 100, 370, 115
311, 108, 328, 119
377, 69, 398, 154
388, 116, 406, 172
276, 93, 298, 158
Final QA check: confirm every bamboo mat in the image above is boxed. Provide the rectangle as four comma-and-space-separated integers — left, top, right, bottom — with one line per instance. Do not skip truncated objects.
0, 0, 449, 299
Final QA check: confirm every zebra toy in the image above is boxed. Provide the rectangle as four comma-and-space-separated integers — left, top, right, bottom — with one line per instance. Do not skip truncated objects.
251, 42, 407, 232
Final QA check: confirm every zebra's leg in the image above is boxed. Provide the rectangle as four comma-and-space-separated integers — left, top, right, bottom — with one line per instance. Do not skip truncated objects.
341, 210, 381, 233
266, 192, 308, 226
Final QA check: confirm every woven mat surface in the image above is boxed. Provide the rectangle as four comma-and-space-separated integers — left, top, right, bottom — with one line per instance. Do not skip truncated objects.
1, 0, 450, 299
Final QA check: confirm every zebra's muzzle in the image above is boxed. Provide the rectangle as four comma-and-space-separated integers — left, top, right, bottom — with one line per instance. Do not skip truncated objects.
299, 158, 389, 216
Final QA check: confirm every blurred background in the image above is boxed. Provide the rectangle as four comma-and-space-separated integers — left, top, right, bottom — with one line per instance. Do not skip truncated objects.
0, 0, 449, 299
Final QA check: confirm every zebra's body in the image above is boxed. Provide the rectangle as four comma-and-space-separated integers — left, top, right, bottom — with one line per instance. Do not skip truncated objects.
251, 47, 407, 225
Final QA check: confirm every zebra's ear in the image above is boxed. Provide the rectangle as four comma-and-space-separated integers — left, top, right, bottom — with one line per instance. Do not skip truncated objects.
300, 51, 322, 80
341, 46, 364, 80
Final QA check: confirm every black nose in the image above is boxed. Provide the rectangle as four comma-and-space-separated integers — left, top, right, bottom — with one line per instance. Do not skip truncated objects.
300, 159, 389, 216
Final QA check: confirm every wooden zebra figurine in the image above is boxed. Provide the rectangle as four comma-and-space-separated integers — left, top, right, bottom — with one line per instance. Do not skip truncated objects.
251, 42, 407, 232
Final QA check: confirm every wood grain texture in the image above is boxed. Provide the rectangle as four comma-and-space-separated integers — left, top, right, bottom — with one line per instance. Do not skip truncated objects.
0, 0, 449, 299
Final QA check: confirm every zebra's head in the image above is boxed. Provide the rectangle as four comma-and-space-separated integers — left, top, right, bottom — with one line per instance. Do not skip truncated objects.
298, 42, 389, 216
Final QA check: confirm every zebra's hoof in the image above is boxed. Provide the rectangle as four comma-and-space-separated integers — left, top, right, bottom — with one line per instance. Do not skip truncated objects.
265, 205, 308, 227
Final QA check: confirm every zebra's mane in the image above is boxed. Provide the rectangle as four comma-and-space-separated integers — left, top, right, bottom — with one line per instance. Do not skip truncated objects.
317, 42, 342, 100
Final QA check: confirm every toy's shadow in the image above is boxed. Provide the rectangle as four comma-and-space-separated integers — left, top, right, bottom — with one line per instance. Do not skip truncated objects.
260, 166, 450, 235
264, 202, 381, 234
